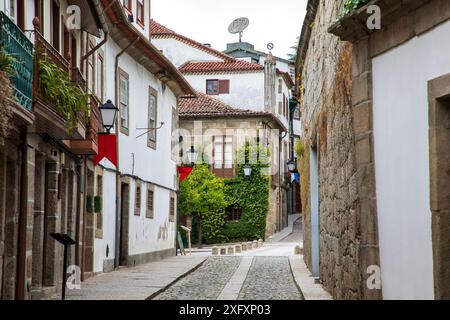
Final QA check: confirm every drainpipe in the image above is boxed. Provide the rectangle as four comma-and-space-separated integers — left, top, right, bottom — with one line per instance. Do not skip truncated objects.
279, 130, 287, 231
81, 32, 108, 65
113, 37, 139, 269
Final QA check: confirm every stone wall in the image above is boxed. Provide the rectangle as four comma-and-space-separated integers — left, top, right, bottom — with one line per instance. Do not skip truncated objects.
298, 0, 372, 299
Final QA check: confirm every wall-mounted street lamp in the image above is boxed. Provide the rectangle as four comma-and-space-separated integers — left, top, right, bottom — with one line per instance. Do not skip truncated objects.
186, 146, 198, 165
99, 100, 118, 134
287, 158, 297, 173
243, 164, 252, 177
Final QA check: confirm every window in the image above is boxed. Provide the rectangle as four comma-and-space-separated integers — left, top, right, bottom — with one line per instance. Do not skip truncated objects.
206, 80, 230, 95
97, 50, 104, 101
226, 207, 242, 222
278, 102, 282, 115
294, 105, 300, 120
135, 185, 141, 215
148, 87, 157, 148
123, 0, 132, 11
169, 196, 175, 222
88, 41, 96, 95
137, 0, 144, 26
146, 188, 154, 219
52, 0, 60, 52
5, 0, 17, 22
119, 69, 129, 133
278, 79, 283, 94
206, 79, 219, 95
213, 136, 234, 178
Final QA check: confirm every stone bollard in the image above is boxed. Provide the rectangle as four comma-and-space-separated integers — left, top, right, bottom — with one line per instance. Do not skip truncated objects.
212, 246, 219, 255
228, 246, 235, 255
220, 247, 227, 255
253, 240, 258, 249
235, 244, 242, 253
247, 241, 253, 250
241, 242, 247, 251
294, 245, 303, 255
268, 236, 273, 243
258, 239, 264, 247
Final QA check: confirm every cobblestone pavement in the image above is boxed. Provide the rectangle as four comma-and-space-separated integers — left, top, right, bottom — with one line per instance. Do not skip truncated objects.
154, 256, 304, 300
154, 256, 242, 300
238, 256, 304, 300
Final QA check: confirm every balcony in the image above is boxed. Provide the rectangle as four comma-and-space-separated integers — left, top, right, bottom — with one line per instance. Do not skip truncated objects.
63, 95, 100, 155
32, 27, 87, 140
0, 11, 34, 124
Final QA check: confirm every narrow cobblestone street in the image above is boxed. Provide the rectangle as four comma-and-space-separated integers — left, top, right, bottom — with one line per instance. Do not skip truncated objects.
152, 217, 311, 300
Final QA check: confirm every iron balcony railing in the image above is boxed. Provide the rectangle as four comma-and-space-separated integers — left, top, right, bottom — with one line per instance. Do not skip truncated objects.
0, 11, 34, 111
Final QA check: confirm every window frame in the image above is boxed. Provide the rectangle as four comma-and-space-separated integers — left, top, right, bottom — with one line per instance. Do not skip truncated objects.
147, 86, 158, 149
97, 49, 105, 102
134, 184, 141, 216
136, 0, 145, 27
169, 196, 175, 222
119, 68, 130, 135
146, 186, 154, 219
206, 79, 219, 95
123, 0, 132, 12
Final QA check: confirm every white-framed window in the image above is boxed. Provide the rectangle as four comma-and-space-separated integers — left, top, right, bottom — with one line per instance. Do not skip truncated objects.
119, 69, 129, 133
214, 136, 233, 169
148, 86, 157, 148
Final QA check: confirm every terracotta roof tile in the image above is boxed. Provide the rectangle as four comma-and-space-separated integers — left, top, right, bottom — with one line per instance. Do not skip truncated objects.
179, 93, 265, 117
150, 20, 234, 62
179, 60, 264, 73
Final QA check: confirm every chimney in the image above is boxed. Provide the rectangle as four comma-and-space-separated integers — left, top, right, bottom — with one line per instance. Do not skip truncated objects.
264, 52, 276, 112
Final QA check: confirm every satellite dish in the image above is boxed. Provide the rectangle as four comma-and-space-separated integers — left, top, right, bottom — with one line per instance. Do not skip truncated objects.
228, 17, 250, 42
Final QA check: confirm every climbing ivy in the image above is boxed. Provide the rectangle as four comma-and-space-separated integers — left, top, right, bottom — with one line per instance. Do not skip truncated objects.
180, 143, 271, 244
224, 143, 270, 242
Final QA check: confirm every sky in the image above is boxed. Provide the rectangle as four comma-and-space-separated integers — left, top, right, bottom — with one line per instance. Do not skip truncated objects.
151, 0, 307, 60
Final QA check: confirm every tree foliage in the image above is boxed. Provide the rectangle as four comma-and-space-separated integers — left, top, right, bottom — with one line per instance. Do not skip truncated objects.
179, 164, 227, 243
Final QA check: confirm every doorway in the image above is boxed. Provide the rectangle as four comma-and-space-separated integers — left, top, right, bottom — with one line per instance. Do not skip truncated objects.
119, 183, 129, 266
310, 145, 320, 277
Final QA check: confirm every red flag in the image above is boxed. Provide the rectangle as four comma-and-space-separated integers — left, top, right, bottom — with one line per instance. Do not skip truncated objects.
177, 166, 193, 182
94, 134, 118, 167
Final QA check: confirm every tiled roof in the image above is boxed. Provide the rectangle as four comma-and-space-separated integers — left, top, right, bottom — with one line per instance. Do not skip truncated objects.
179, 93, 266, 117
150, 20, 234, 62
179, 60, 264, 73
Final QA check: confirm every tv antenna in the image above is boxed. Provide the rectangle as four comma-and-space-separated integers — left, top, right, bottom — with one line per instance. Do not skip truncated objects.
228, 17, 250, 43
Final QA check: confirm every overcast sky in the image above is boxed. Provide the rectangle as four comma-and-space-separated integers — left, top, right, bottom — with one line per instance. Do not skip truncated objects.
151, 0, 307, 60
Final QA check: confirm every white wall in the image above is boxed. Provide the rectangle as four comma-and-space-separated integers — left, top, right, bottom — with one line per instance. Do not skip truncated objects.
94, 168, 117, 273
128, 181, 176, 256
185, 72, 265, 111
94, 33, 179, 271
371, 19, 450, 299
151, 37, 223, 67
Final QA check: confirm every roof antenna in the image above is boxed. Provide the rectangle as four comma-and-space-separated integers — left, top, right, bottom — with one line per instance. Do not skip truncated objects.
228, 17, 250, 43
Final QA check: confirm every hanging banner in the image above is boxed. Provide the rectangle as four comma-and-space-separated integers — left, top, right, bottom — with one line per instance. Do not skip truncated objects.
94, 134, 118, 167
177, 166, 193, 182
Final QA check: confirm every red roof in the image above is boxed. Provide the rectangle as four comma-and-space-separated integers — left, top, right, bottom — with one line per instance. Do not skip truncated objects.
150, 20, 234, 62
179, 60, 264, 74
179, 93, 265, 117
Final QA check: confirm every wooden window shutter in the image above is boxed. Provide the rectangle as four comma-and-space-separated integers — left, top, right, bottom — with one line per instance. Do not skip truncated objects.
219, 80, 230, 94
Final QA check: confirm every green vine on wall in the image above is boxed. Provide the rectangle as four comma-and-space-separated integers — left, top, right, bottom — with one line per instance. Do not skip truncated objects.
38, 57, 89, 134
0, 49, 16, 141
343, 0, 370, 16
180, 143, 271, 244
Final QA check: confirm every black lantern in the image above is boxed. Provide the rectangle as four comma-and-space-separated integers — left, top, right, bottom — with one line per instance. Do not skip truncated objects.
99, 100, 118, 134
287, 158, 297, 173
186, 146, 198, 165
243, 164, 252, 177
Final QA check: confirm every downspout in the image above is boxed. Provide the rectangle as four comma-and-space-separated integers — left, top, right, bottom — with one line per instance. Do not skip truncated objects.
279, 130, 287, 231
113, 37, 139, 268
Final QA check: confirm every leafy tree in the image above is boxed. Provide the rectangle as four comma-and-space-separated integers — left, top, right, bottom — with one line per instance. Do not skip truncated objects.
287, 37, 300, 63
179, 164, 227, 247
